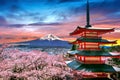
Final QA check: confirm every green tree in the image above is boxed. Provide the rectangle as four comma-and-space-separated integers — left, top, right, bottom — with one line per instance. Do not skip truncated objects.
71, 44, 78, 51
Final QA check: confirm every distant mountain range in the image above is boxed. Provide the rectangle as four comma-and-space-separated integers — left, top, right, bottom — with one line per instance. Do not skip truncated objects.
13, 34, 72, 48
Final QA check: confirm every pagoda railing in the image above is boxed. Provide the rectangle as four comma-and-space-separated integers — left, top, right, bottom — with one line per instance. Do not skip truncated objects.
78, 48, 101, 51
76, 58, 105, 64
83, 61, 105, 64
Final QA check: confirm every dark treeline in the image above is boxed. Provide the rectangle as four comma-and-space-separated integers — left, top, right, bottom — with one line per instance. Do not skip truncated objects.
108, 45, 120, 52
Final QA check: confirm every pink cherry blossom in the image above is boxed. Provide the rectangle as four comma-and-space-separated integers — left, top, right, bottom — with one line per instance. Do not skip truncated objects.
0, 45, 75, 80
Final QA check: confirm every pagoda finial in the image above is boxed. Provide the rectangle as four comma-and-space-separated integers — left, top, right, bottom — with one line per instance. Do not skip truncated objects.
85, 0, 91, 28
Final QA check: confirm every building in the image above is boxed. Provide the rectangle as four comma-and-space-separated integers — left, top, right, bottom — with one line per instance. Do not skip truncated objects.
66, 0, 120, 78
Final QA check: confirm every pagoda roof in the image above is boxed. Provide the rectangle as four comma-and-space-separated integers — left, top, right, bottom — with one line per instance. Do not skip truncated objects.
70, 26, 115, 36
67, 50, 78, 55
66, 60, 120, 72
76, 50, 120, 56
71, 37, 116, 44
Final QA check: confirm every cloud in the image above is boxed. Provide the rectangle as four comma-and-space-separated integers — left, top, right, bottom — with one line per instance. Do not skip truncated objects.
67, 0, 120, 16
90, 1, 120, 15
0, 0, 7, 6
0, 0, 20, 11
0, 36, 2, 39
0, 20, 63, 28
29, 22, 63, 26
0, 35, 16, 39
21, 37, 29, 39
93, 19, 120, 26
0, 16, 8, 25
65, 0, 120, 26
0, 23, 25, 28
8, 24, 25, 28
9, 4, 23, 13
58, 0, 81, 3
103, 32, 120, 39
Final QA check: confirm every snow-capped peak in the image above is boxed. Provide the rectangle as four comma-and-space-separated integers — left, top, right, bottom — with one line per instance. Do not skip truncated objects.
40, 34, 62, 40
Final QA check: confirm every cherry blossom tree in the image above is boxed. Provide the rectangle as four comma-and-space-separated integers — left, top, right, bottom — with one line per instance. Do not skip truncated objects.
0, 45, 74, 80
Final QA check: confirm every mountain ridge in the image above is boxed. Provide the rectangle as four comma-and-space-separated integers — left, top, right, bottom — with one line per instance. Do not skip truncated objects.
14, 34, 71, 48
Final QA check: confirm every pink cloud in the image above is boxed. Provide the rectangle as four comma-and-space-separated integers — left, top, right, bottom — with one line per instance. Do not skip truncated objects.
0, 14, 120, 44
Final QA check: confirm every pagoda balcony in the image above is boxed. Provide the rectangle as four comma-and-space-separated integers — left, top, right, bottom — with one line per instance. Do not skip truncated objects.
75, 55, 106, 64
78, 48, 101, 51
76, 59, 105, 64
82, 36, 102, 39
83, 72, 108, 78
81, 61, 105, 64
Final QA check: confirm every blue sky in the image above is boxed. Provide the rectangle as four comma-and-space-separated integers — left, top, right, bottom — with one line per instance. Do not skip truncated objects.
0, 0, 119, 25
0, 0, 120, 43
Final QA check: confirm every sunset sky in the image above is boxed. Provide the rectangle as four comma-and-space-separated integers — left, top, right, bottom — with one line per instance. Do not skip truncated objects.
0, 0, 120, 43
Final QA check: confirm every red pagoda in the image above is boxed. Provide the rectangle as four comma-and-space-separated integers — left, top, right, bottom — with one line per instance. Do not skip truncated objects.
66, 0, 120, 78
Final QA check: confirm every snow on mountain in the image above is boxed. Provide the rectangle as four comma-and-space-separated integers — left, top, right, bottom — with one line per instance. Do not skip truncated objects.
40, 34, 62, 40
14, 34, 71, 48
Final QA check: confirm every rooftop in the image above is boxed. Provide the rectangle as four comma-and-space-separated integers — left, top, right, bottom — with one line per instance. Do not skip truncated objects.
66, 60, 120, 72
71, 37, 117, 44
70, 26, 115, 36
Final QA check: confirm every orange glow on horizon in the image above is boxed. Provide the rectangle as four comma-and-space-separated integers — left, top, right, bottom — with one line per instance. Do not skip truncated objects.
0, 16, 120, 44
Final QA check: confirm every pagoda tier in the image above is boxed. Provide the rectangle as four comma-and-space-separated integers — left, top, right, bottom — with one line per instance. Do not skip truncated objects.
70, 37, 116, 50
75, 55, 120, 64
66, 60, 120, 72
68, 50, 120, 64
75, 55, 106, 64
66, 60, 120, 78
70, 26, 115, 36
71, 38, 116, 44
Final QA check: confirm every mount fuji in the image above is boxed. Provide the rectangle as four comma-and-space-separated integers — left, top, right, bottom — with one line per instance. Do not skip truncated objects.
40, 34, 62, 40
14, 34, 72, 48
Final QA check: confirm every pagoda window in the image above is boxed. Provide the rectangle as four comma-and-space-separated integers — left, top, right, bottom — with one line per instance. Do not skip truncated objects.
85, 56, 100, 61
76, 32, 85, 36
75, 55, 78, 59
76, 56, 106, 64
81, 56, 85, 61
78, 32, 86, 37
79, 42, 84, 49
76, 56, 85, 62
78, 42, 100, 50
78, 56, 81, 60
84, 56, 105, 64
85, 42, 99, 49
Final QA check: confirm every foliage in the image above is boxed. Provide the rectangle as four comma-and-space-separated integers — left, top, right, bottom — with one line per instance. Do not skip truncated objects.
71, 44, 78, 51
0, 45, 74, 80
0, 44, 98, 80
111, 58, 120, 65
108, 45, 120, 52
